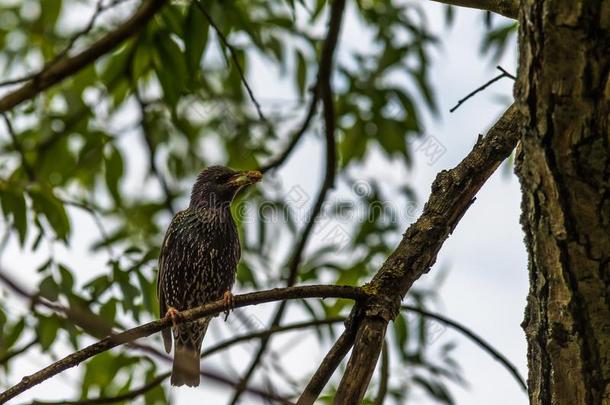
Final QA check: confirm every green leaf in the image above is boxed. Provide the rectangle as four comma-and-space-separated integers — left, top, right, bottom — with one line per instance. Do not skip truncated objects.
105, 146, 124, 204
40, 0, 62, 33
4, 319, 25, 349
29, 188, 70, 241
100, 299, 117, 323
133, 43, 152, 79
340, 121, 368, 167
83, 275, 111, 299
100, 41, 133, 87
154, 33, 188, 106
39, 275, 59, 301
184, 3, 209, 76
296, 50, 307, 98
136, 271, 155, 315
393, 312, 409, 360
0, 188, 27, 245
58, 264, 74, 291
37, 315, 60, 351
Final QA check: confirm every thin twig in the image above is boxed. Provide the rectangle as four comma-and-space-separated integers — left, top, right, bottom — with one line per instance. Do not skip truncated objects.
260, 91, 320, 173
202, 317, 344, 357
229, 1, 345, 402
496, 65, 517, 80
0, 284, 364, 403
134, 89, 175, 214
29, 373, 168, 405
428, 0, 518, 19
1, 113, 35, 181
0, 338, 38, 366
449, 66, 516, 113
124, 341, 294, 403
58, 196, 116, 260
402, 305, 527, 391
297, 311, 360, 405
0, 0, 168, 113
193, 1, 268, 125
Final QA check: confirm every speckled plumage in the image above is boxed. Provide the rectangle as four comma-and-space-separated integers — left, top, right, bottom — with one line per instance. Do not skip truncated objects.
156, 166, 261, 387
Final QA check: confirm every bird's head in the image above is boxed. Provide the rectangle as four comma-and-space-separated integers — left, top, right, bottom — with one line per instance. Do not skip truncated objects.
190, 166, 262, 209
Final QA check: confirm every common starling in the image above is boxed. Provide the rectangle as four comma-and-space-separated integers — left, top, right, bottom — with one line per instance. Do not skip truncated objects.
156, 166, 262, 387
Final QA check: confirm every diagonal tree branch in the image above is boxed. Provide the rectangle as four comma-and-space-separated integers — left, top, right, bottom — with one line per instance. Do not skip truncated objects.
0, 0, 167, 113
0, 284, 364, 403
333, 104, 521, 403
428, 0, 517, 19
0, 0, 131, 88
0, 271, 315, 402
229, 1, 345, 402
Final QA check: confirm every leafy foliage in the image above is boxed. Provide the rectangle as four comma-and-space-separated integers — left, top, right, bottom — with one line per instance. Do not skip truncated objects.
0, 0, 512, 403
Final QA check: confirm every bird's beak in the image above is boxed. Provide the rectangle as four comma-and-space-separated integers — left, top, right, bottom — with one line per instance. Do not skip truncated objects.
226, 170, 263, 187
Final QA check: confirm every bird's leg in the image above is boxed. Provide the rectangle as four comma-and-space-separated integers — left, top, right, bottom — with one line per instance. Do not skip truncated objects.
223, 291, 235, 321
164, 307, 180, 328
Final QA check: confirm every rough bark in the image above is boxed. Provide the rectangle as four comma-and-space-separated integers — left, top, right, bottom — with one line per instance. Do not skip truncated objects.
515, 1, 610, 404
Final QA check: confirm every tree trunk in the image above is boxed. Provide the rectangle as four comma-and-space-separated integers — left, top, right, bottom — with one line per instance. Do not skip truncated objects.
515, 1, 610, 404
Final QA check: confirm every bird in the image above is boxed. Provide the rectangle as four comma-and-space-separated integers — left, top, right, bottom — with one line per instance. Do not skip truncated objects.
156, 165, 262, 387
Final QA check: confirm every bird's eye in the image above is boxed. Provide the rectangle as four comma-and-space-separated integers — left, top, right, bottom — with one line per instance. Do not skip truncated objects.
217, 174, 232, 183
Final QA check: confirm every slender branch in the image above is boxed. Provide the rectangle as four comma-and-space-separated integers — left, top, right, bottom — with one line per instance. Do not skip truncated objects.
0, 0, 168, 113
134, 89, 175, 214
125, 342, 294, 403
297, 312, 360, 405
29, 373, 169, 405
334, 316, 387, 403
428, 0, 517, 19
1, 113, 35, 181
334, 104, 521, 403
373, 340, 389, 405
58, 196, 116, 260
0, 284, 364, 403
450, 66, 516, 113
260, 91, 320, 173
0, 271, 294, 403
193, 1, 267, 125
403, 305, 527, 391
229, 1, 345, 402
0, 338, 38, 366
202, 317, 344, 357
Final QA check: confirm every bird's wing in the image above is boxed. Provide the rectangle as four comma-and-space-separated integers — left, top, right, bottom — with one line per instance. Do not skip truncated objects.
157, 210, 188, 353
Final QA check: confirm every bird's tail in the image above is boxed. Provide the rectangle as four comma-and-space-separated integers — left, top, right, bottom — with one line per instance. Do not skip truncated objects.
170, 319, 209, 387
171, 345, 200, 387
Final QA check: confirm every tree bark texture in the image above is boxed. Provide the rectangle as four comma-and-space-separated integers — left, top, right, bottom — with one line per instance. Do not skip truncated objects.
515, 1, 610, 404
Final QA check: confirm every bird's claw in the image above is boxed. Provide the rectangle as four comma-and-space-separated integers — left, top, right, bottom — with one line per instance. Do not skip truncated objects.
223, 291, 234, 321
165, 307, 180, 328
